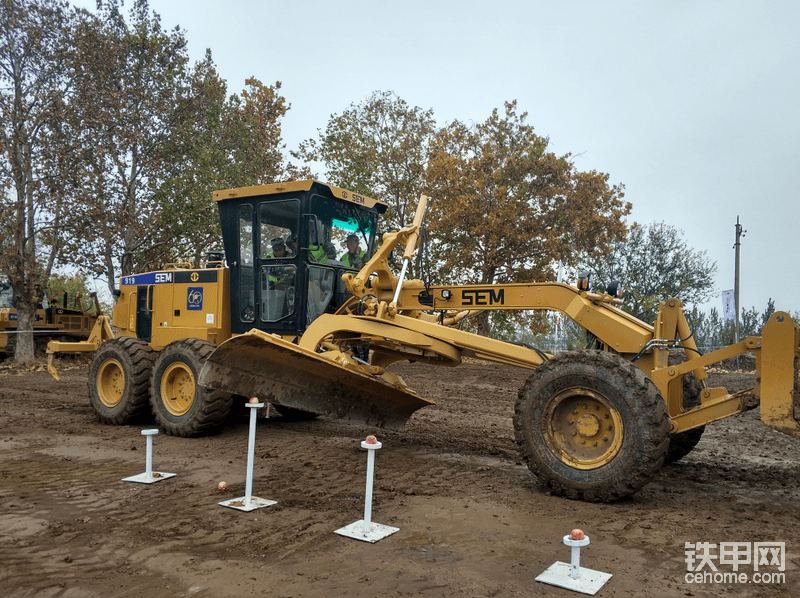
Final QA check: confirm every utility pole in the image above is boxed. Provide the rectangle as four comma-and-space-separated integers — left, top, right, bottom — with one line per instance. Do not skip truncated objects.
733, 216, 745, 370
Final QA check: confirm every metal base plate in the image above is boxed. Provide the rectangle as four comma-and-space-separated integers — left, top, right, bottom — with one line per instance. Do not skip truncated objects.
536, 562, 612, 595
219, 496, 277, 512
335, 519, 399, 543
122, 472, 176, 484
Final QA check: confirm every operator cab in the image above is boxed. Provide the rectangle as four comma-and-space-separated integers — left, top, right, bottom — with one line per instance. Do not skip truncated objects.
214, 180, 386, 337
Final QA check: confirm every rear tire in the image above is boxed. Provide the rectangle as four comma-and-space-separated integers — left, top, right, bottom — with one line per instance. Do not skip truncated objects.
88, 337, 155, 425
151, 339, 233, 437
514, 350, 670, 502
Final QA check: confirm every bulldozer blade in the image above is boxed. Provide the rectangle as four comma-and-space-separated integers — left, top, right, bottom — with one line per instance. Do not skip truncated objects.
198, 332, 434, 431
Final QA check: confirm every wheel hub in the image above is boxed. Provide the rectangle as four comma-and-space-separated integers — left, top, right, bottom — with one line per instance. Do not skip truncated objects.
575, 413, 601, 437
543, 389, 624, 470
97, 358, 124, 408
161, 362, 195, 416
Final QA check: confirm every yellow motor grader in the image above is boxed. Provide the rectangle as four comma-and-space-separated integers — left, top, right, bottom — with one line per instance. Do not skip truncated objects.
47, 180, 800, 501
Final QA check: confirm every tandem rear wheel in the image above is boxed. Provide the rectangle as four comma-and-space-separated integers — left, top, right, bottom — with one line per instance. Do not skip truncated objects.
151, 339, 233, 437
514, 350, 671, 502
88, 337, 155, 425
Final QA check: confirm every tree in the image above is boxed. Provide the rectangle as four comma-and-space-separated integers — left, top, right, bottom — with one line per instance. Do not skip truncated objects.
580, 221, 717, 324
425, 101, 630, 336
47, 272, 106, 314
62, 0, 199, 293
295, 90, 436, 232
66, 2, 298, 285
154, 63, 294, 266
0, 0, 79, 361
221, 78, 292, 187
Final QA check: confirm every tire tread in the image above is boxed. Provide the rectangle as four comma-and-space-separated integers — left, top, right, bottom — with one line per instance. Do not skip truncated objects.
513, 350, 670, 502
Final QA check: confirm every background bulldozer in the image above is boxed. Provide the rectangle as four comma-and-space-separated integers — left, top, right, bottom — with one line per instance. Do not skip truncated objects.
0, 281, 100, 359
48, 180, 800, 501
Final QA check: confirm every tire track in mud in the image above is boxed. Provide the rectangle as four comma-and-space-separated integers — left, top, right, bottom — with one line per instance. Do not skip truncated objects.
0, 448, 151, 596
2, 362, 799, 598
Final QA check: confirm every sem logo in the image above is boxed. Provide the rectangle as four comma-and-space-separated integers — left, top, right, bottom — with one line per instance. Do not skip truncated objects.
462, 288, 505, 306
190, 272, 199, 282
187, 287, 203, 311
155, 272, 173, 283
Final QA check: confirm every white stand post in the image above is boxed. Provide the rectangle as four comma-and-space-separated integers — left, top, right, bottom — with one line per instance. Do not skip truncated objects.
335, 439, 399, 543
122, 429, 176, 484
219, 401, 276, 512
536, 532, 612, 595
567, 536, 588, 579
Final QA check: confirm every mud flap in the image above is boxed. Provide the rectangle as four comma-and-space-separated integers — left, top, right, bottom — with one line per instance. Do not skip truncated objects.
197, 331, 434, 431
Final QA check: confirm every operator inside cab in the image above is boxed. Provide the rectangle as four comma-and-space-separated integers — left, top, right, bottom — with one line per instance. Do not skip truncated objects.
341, 234, 367, 270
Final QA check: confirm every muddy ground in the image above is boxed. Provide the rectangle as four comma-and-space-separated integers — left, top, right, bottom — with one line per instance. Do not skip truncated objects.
1, 356, 797, 597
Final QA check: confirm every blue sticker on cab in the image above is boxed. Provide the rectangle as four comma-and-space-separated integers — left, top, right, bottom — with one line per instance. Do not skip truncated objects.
187, 287, 203, 311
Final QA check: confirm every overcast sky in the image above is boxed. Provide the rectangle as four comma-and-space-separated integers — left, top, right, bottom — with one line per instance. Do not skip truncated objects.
76, 0, 799, 315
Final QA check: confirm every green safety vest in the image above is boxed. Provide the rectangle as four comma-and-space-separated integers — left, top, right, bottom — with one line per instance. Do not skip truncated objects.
309, 244, 328, 264
267, 252, 293, 284
342, 250, 367, 268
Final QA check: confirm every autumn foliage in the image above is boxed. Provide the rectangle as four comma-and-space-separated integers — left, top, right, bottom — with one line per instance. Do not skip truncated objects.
2, 1, 657, 360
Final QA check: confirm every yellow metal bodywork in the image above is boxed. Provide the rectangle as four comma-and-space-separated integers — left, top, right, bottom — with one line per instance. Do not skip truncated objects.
44, 181, 800, 442
757, 313, 800, 436
47, 267, 230, 379
47, 315, 116, 380
112, 268, 231, 350
212, 179, 387, 211
200, 189, 800, 438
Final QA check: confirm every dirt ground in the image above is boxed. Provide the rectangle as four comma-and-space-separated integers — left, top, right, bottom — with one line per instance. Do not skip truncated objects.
1, 356, 797, 598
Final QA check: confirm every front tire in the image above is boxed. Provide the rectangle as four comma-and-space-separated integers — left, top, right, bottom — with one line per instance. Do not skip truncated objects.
88, 337, 155, 425
514, 350, 670, 502
151, 339, 233, 437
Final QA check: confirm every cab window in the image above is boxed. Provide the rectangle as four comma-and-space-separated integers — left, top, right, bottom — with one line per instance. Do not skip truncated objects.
259, 200, 300, 259
309, 195, 377, 267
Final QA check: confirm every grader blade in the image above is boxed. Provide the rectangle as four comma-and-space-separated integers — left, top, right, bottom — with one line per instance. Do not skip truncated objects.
198, 332, 433, 431
758, 312, 800, 438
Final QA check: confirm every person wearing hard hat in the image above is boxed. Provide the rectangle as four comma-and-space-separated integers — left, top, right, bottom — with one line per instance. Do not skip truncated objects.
268, 237, 288, 259
266, 237, 294, 292
341, 234, 367, 269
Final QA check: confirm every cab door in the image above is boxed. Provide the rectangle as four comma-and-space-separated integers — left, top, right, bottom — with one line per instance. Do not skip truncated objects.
135, 285, 152, 342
